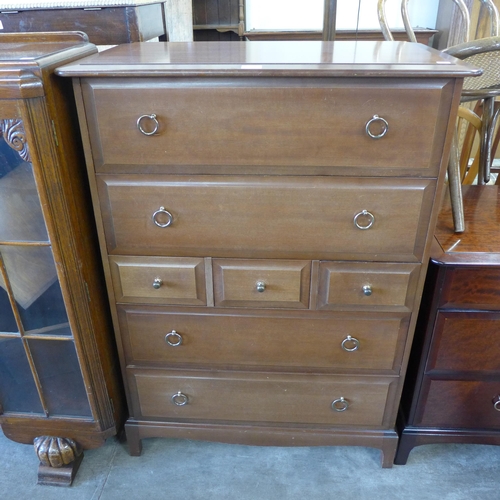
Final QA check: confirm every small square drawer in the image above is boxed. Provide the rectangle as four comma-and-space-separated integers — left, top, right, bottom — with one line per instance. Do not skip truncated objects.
316, 262, 420, 312
440, 267, 500, 310
417, 379, 500, 429
130, 368, 395, 426
109, 256, 206, 305
213, 259, 311, 309
426, 312, 500, 374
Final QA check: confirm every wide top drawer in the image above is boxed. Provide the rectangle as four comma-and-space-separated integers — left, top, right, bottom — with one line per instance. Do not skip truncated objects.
81, 78, 454, 176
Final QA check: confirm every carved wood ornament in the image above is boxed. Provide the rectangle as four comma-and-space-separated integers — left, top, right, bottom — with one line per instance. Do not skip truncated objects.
0, 118, 32, 163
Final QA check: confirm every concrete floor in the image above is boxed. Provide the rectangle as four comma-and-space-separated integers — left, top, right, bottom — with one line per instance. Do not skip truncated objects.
1, 429, 499, 499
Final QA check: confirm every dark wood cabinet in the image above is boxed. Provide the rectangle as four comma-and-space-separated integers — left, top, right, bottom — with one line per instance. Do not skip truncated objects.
57, 40, 474, 468
396, 186, 500, 464
0, 32, 124, 486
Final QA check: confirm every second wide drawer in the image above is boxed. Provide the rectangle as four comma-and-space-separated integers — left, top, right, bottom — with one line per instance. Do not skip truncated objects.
119, 306, 408, 372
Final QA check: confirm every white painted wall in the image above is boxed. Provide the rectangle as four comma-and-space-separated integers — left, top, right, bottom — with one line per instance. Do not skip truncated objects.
246, 0, 439, 31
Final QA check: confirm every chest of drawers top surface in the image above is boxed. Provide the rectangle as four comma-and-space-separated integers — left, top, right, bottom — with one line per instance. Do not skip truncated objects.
56, 40, 477, 77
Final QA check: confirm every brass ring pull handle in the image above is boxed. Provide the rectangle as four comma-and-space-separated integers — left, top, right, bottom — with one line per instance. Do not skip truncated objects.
493, 395, 500, 411
362, 285, 373, 296
353, 210, 375, 230
152, 206, 173, 227
171, 392, 189, 406
165, 330, 183, 346
137, 113, 159, 136
365, 115, 389, 139
152, 277, 163, 289
341, 335, 360, 352
256, 281, 266, 293
331, 397, 349, 412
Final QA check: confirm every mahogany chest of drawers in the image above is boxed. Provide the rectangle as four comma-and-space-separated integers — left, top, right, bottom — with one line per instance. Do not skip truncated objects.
396, 186, 500, 464
57, 40, 475, 467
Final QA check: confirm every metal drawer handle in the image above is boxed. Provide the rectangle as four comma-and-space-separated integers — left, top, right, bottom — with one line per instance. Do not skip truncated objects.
362, 285, 372, 296
256, 281, 266, 293
137, 113, 159, 136
331, 397, 349, 412
152, 277, 163, 289
165, 330, 183, 347
365, 115, 389, 139
171, 392, 189, 406
152, 206, 173, 227
341, 335, 360, 352
353, 210, 375, 230
493, 395, 500, 412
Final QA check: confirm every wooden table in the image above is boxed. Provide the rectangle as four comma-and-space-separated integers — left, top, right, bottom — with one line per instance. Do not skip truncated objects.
0, 1, 166, 45
396, 185, 500, 464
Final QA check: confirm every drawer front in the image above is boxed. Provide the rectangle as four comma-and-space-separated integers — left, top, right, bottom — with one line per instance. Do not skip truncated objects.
109, 256, 206, 305
426, 312, 500, 374
131, 369, 394, 426
119, 306, 409, 372
417, 379, 500, 429
213, 259, 311, 309
440, 267, 500, 310
84, 79, 448, 174
97, 175, 435, 261
316, 262, 420, 312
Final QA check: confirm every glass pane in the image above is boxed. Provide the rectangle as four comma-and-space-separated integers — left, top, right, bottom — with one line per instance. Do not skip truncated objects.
0, 246, 70, 334
28, 339, 92, 418
0, 336, 44, 414
0, 129, 49, 243
0, 273, 18, 333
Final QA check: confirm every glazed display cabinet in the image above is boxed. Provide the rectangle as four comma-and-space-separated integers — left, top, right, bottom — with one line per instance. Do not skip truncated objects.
0, 32, 124, 486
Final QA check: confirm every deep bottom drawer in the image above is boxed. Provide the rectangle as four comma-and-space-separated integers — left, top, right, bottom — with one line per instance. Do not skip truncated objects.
130, 369, 395, 426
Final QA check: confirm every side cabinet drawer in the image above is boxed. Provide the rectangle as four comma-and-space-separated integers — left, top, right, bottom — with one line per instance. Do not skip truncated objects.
426, 312, 500, 373
417, 379, 500, 429
109, 256, 206, 306
97, 175, 436, 262
440, 267, 500, 310
130, 369, 395, 426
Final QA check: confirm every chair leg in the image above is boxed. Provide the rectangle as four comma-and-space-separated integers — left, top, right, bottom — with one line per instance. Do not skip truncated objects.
448, 133, 465, 233
479, 97, 495, 184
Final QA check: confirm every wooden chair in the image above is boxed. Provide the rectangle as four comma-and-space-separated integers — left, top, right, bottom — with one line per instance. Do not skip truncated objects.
378, 0, 500, 232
